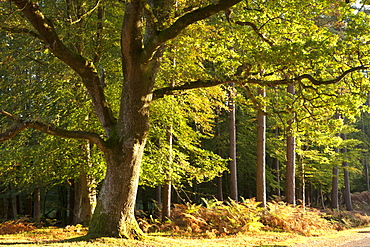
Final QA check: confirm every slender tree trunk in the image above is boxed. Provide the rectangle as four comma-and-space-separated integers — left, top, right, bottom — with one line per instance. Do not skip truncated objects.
320, 187, 326, 209
215, 107, 224, 201
155, 186, 161, 204
331, 145, 340, 209
73, 173, 95, 225
331, 165, 339, 209
162, 183, 171, 221
256, 87, 266, 207
9, 183, 17, 220
297, 154, 305, 207
73, 141, 97, 225
286, 84, 296, 205
341, 133, 353, 211
0, 196, 6, 219
274, 128, 281, 198
365, 158, 370, 191
162, 126, 173, 221
229, 83, 238, 201
33, 187, 41, 220
331, 113, 341, 209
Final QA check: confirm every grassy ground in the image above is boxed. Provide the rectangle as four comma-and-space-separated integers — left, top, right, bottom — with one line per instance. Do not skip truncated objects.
1, 225, 370, 247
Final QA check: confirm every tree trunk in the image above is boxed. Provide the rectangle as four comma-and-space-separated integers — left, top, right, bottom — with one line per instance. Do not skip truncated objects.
162, 183, 171, 221
73, 173, 96, 225
89, 25, 154, 237
162, 126, 173, 222
331, 165, 339, 209
286, 84, 296, 205
88, 146, 145, 238
365, 158, 370, 191
229, 83, 238, 201
274, 128, 281, 198
341, 133, 353, 211
73, 140, 97, 225
297, 154, 305, 207
33, 187, 41, 220
215, 107, 224, 201
9, 183, 17, 220
256, 87, 266, 207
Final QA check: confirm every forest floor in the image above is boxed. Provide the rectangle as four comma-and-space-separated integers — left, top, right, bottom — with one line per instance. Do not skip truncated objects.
0, 222, 370, 246
3, 193, 370, 246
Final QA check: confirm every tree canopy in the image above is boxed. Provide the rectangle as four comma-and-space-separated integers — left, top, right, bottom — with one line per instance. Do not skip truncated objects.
1, 0, 370, 238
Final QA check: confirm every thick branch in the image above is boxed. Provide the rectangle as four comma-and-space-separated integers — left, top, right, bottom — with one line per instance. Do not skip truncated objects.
249, 65, 368, 86
141, 0, 243, 62
0, 110, 107, 151
295, 66, 368, 85
10, 0, 116, 136
153, 78, 237, 100
153, 65, 367, 99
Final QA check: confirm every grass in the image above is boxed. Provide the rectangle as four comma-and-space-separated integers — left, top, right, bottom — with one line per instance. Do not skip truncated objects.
1, 226, 370, 246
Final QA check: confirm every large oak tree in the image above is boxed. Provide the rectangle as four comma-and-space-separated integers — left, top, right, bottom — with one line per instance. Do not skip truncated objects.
1, 0, 369, 238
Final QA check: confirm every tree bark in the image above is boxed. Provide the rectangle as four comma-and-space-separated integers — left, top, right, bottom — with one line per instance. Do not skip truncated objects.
341, 133, 353, 211
9, 183, 17, 220
331, 164, 339, 209
256, 87, 266, 207
274, 128, 281, 198
162, 126, 173, 222
88, 145, 145, 238
229, 83, 238, 201
286, 84, 296, 205
215, 107, 224, 201
33, 187, 41, 220
331, 113, 341, 209
365, 158, 370, 191
73, 173, 96, 225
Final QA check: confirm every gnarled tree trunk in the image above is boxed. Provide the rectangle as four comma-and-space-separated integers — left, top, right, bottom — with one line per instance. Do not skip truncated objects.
6, 0, 244, 238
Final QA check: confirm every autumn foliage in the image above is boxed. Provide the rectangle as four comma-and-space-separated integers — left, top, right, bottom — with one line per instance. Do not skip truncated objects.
261, 201, 333, 236
139, 198, 335, 237
0, 219, 36, 234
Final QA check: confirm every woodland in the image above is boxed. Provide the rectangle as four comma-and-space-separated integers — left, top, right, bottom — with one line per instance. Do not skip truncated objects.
2, 0, 370, 241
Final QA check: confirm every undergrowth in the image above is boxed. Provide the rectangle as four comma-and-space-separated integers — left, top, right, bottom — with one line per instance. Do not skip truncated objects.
0, 218, 36, 234
261, 201, 333, 236
139, 198, 337, 237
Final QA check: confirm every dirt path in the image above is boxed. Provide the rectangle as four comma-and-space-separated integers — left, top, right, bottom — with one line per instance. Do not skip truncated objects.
289, 227, 370, 247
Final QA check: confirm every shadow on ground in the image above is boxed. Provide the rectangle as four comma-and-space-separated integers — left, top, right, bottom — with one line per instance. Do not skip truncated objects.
0, 234, 102, 246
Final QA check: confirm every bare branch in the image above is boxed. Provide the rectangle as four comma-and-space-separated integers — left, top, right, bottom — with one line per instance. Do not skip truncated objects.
0, 110, 107, 151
